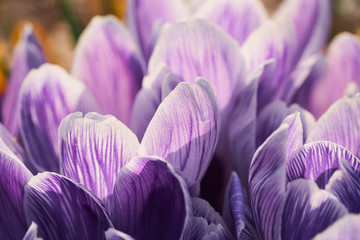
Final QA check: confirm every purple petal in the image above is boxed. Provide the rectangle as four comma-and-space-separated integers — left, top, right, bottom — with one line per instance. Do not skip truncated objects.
222, 172, 245, 239
110, 156, 192, 240
19, 64, 98, 172
326, 158, 360, 213
148, 19, 246, 112
105, 228, 134, 240
0, 151, 33, 240
191, 198, 230, 239
2, 24, 46, 136
59, 112, 139, 206
23, 222, 40, 240
139, 78, 220, 186
282, 179, 348, 239
287, 141, 360, 188
257, 101, 315, 147
194, 0, 267, 45
248, 124, 288, 240
307, 95, 360, 157
72, 16, 145, 125
241, 20, 297, 109
313, 214, 360, 240
130, 64, 180, 141
127, 0, 189, 58
24, 172, 113, 240
275, 0, 324, 59
308, 33, 360, 117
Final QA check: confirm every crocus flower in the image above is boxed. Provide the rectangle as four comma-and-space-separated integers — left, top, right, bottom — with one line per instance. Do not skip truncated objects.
2, 24, 45, 136
225, 94, 360, 239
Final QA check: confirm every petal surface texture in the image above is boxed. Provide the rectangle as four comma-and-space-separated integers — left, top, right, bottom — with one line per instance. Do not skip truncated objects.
72, 15, 144, 125
19, 64, 97, 172
139, 78, 220, 185
59, 112, 139, 205
24, 172, 112, 240
110, 156, 192, 240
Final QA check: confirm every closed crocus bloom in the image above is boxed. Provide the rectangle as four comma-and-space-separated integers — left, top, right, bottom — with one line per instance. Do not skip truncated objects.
19, 64, 98, 173
2, 24, 46, 137
72, 15, 145, 126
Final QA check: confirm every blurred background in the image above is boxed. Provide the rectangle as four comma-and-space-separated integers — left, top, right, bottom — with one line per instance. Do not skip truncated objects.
0, 0, 359, 95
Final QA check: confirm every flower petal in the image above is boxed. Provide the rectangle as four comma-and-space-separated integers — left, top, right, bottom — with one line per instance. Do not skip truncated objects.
241, 20, 297, 109
105, 228, 134, 240
23, 222, 40, 240
19, 64, 98, 172
24, 172, 113, 240
287, 141, 360, 188
191, 198, 230, 240
222, 172, 245, 239
248, 124, 288, 240
194, 0, 267, 45
2, 24, 46, 136
72, 16, 145, 125
256, 101, 315, 147
59, 112, 139, 206
313, 214, 360, 240
326, 158, 360, 213
282, 179, 348, 239
148, 19, 246, 111
0, 151, 33, 240
127, 0, 189, 58
139, 78, 220, 186
307, 95, 360, 157
110, 156, 192, 240
308, 33, 360, 117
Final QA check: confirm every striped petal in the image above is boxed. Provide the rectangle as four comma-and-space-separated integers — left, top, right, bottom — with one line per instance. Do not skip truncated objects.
110, 156, 192, 240
2, 24, 46, 136
24, 172, 113, 240
256, 101, 315, 147
148, 19, 246, 112
0, 151, 33, 240
19, 64, 98, 172
127, 0, 189, 58
307, 95, 360, 157
282, 179, 347, 239
194, 0, 267, 45
313, 214, 360, 240
287, 141, 360, 188
72, 16, 145, 125
222, 172, 245, 239
191, 198, 231, 239
241, 20, 297, 110
59, 112, 139, 206
326, 158, 360, 213
139, 78, 220, 186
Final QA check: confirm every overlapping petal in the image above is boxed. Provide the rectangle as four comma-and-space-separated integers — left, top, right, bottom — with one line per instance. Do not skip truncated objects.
282, 179, 347, 239
2, 24, 46, 136
23, 222, 40, 240
139, 78, 220, 186
19, 64, 98, 172
24, 172, 113, 240
105, 228, 134, 240
72, 16, 145, 125
194, 0, 267, 46
110, 156, 192, 240
307, 95, 360, 157
148, 19, 245, 111
0, 151, 33, 240
59, 112, 139, 205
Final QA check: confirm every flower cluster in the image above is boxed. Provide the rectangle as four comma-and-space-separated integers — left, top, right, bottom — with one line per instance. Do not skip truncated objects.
1, 0, 360, 239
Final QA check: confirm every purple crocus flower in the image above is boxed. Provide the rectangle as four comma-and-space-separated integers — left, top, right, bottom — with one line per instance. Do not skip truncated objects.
2, 24, 46, 137
225, 94, 360, 239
